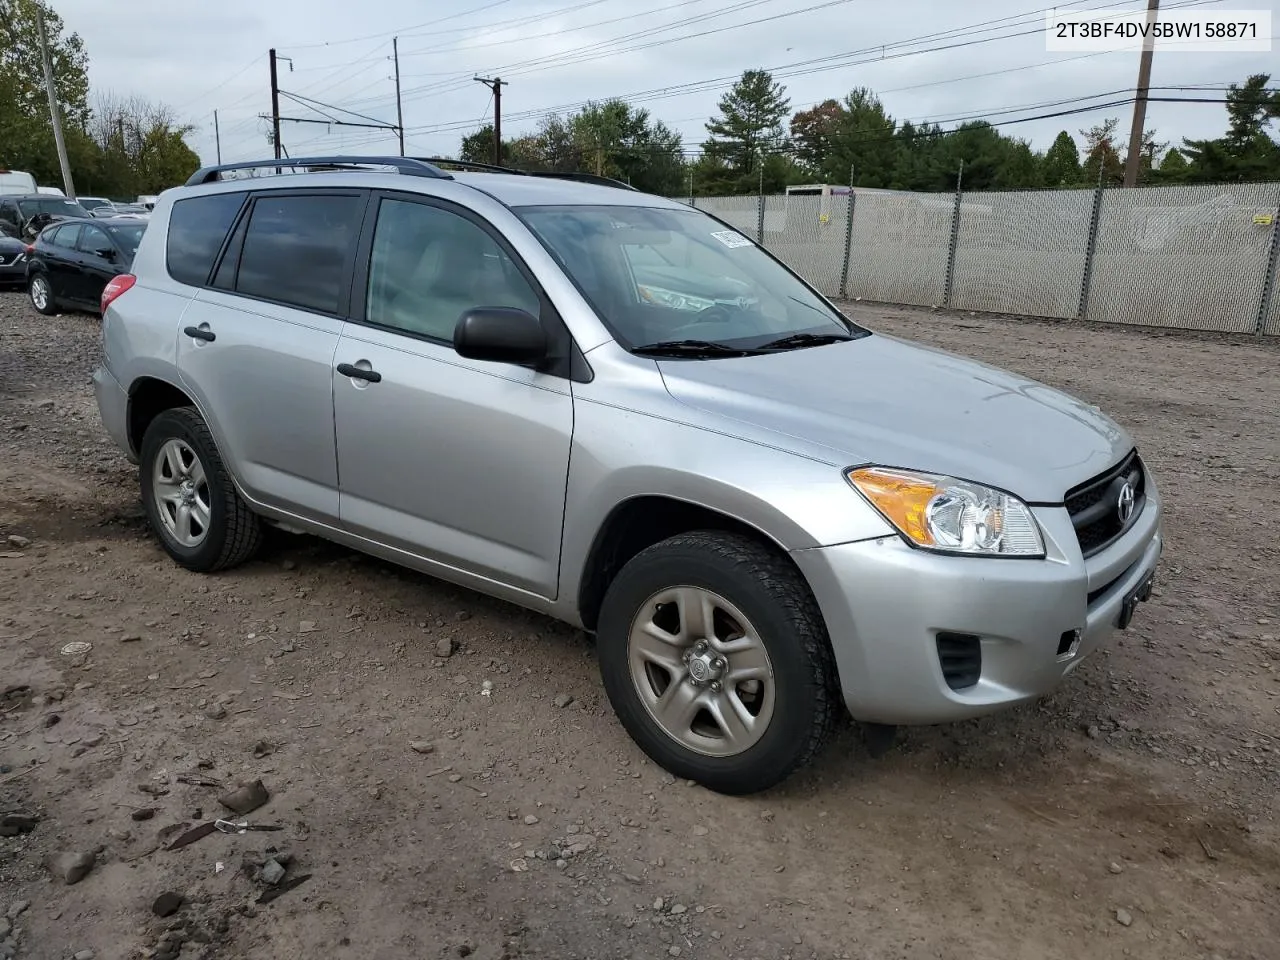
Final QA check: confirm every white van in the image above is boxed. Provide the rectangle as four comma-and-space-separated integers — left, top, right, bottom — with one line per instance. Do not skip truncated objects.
0, 170, 38, 196
36, 185, 66, 196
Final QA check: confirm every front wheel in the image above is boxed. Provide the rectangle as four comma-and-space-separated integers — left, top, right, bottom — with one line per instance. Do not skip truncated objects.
28, 272, 57, 315
139, 407, 263, 572
597, 531, 840, 795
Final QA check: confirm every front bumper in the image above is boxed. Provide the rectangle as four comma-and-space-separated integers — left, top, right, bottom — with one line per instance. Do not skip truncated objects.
93, 364, 136, 463
792, 488, 1162, 725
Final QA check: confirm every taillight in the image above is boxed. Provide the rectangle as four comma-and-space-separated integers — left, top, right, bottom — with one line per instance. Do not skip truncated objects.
101, 273, 136, 314
24, 244, 34, 256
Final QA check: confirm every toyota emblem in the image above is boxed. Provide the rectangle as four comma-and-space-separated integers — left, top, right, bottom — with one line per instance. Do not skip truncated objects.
1116, 482, 1136, 524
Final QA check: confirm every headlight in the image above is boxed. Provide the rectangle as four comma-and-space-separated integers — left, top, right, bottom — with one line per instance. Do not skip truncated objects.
845, 467, 1045, 557
637, 284, 715, 312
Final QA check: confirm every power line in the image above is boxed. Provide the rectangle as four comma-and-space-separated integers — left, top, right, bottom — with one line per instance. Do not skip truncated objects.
395, 0, 1153, 103
279, 0, 516, 50
400, 0, 1225, 136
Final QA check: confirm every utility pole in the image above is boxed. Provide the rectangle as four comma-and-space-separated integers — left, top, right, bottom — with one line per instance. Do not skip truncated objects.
35, 6, 75, 198
270, 48, 282, 160
474, 76, 506, 166
393, 38, 405, 156
214, 110, 222, 164
117, 117, 125, 153
1122, 0, 1160, 188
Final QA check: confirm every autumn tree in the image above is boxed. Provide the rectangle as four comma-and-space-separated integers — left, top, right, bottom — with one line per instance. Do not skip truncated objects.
1080, 117, 1124, 185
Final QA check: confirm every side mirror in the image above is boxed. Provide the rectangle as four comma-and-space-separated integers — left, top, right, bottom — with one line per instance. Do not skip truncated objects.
453, 307, 547, 367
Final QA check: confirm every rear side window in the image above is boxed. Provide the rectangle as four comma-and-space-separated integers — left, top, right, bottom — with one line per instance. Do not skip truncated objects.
52, 224, 82, 249
235, 194, 364, 315
166, 192, 246, 287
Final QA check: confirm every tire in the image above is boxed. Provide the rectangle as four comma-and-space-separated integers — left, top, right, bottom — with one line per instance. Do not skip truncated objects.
139, 407, 263, 572
597, 530, 839, 795
28, 272, 57, 315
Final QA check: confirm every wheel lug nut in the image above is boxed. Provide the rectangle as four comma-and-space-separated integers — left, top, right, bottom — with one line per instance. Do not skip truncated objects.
709, 680, 722, 692
712, 658, 726, 670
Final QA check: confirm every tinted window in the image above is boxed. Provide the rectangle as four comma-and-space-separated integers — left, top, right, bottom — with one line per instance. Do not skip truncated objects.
78, 226, 115, 257
365, 197, 540, 341
166, 192, 245, 287
51, 224, 82, 249
237, 194, 364, 315
16, 197, 89, 219
105, 222, 146, 259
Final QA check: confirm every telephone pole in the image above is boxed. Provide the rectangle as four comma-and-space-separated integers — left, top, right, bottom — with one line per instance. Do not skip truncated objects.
1122, 0, 1160, 188
214, 110, 222, 164
474, 76, 506, 166
35, 6, 75, 198
269, 48, 282, 160
393, 38, 405, 156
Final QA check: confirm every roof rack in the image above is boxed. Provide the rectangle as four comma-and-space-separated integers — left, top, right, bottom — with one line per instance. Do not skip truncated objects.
184, 156, 453, 187
413, 157, 639, 192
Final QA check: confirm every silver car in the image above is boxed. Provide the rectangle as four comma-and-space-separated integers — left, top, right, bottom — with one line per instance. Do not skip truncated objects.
93, 156, 1162, 795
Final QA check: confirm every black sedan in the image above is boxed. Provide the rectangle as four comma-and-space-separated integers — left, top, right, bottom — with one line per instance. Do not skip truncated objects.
26, 217, 146, 316
0, 235, 30, 288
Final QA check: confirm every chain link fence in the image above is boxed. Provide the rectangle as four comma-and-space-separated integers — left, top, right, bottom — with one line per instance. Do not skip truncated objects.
684, 180, 1280, 336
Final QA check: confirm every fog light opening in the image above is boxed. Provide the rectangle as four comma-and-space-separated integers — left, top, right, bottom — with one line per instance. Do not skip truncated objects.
1057, 629, 1082, 659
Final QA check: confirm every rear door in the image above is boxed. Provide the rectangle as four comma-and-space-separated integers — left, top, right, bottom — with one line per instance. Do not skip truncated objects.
175, 188, 367, 525
43, 223, 84, 302
74, 224, 120, 306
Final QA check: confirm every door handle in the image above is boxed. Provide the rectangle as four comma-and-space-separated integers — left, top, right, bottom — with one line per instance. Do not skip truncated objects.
184, 326, 216, 342
336, 362, 381, 383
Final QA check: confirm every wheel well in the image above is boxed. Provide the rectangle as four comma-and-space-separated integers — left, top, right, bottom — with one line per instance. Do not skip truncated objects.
128, 378, 194, 454
576, 496, 789, 632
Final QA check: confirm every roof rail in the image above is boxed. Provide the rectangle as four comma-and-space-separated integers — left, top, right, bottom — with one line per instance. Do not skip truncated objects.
413, 157, 639, 192
184, 156, 453, 187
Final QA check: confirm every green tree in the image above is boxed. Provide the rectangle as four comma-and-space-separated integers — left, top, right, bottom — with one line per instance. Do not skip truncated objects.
569, 100, 684, 194
702, 69, 790, 190
1042, 131, 1081, 187
825, 89, 899, 188
1181, 73, 1280, 182
0, 0, 91, 184
1149, 146, 1190, 183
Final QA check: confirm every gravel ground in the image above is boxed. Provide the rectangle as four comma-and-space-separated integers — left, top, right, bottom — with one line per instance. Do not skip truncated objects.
1, 289, 1278, 960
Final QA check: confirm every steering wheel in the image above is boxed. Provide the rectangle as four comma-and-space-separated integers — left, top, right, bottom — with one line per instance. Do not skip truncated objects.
690, 304, 734, 325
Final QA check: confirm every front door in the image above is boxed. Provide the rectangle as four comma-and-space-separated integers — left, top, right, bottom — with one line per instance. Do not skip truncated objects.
333, 193, 574, 599
74, 223, 119, 306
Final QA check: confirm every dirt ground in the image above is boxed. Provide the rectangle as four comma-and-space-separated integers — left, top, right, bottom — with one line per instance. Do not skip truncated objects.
1, 290, 1278, 960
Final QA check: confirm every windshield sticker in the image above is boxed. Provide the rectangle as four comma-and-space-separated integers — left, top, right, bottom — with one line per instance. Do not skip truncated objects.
710, 229, 753, 248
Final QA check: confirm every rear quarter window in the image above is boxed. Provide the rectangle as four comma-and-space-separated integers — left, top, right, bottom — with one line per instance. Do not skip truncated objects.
166, 192, 246, 287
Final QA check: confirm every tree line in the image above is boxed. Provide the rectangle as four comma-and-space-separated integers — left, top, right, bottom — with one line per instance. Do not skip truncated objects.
459, 68, 1280, 197
0, 0, 201, 198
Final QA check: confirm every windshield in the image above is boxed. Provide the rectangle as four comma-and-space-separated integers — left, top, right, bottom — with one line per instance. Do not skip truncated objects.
17, 197, 89, 219
105, 221, 146, 259
78, 198, 111, 211
516, 204, 864, 354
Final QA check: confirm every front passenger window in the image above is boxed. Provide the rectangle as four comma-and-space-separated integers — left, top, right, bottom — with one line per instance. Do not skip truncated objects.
365, 198, 540, 342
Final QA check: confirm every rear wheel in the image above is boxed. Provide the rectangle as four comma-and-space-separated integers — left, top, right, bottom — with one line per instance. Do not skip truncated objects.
597, 531, 839, 795
139, 407, 263, 572
28, 272, 56, 315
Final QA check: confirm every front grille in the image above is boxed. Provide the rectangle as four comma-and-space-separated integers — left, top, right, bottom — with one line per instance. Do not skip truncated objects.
1064, 451, 1145, 558
936, 632, 982, 691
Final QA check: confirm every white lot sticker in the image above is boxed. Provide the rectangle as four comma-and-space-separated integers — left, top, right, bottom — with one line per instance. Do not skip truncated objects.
710, 229, 753, 248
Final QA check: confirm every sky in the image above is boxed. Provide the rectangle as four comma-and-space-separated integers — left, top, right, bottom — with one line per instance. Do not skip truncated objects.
52, 0, 1280, 169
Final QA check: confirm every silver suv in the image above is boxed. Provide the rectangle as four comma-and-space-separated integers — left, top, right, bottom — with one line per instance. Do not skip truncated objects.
93, 156, 1162, 795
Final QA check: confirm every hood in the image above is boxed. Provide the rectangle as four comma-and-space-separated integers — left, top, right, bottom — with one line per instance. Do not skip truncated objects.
658, 333, 1132, 504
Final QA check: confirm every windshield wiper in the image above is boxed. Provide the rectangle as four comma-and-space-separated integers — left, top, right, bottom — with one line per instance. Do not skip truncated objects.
757, 332, 854, 351
632, 339, 758, 358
